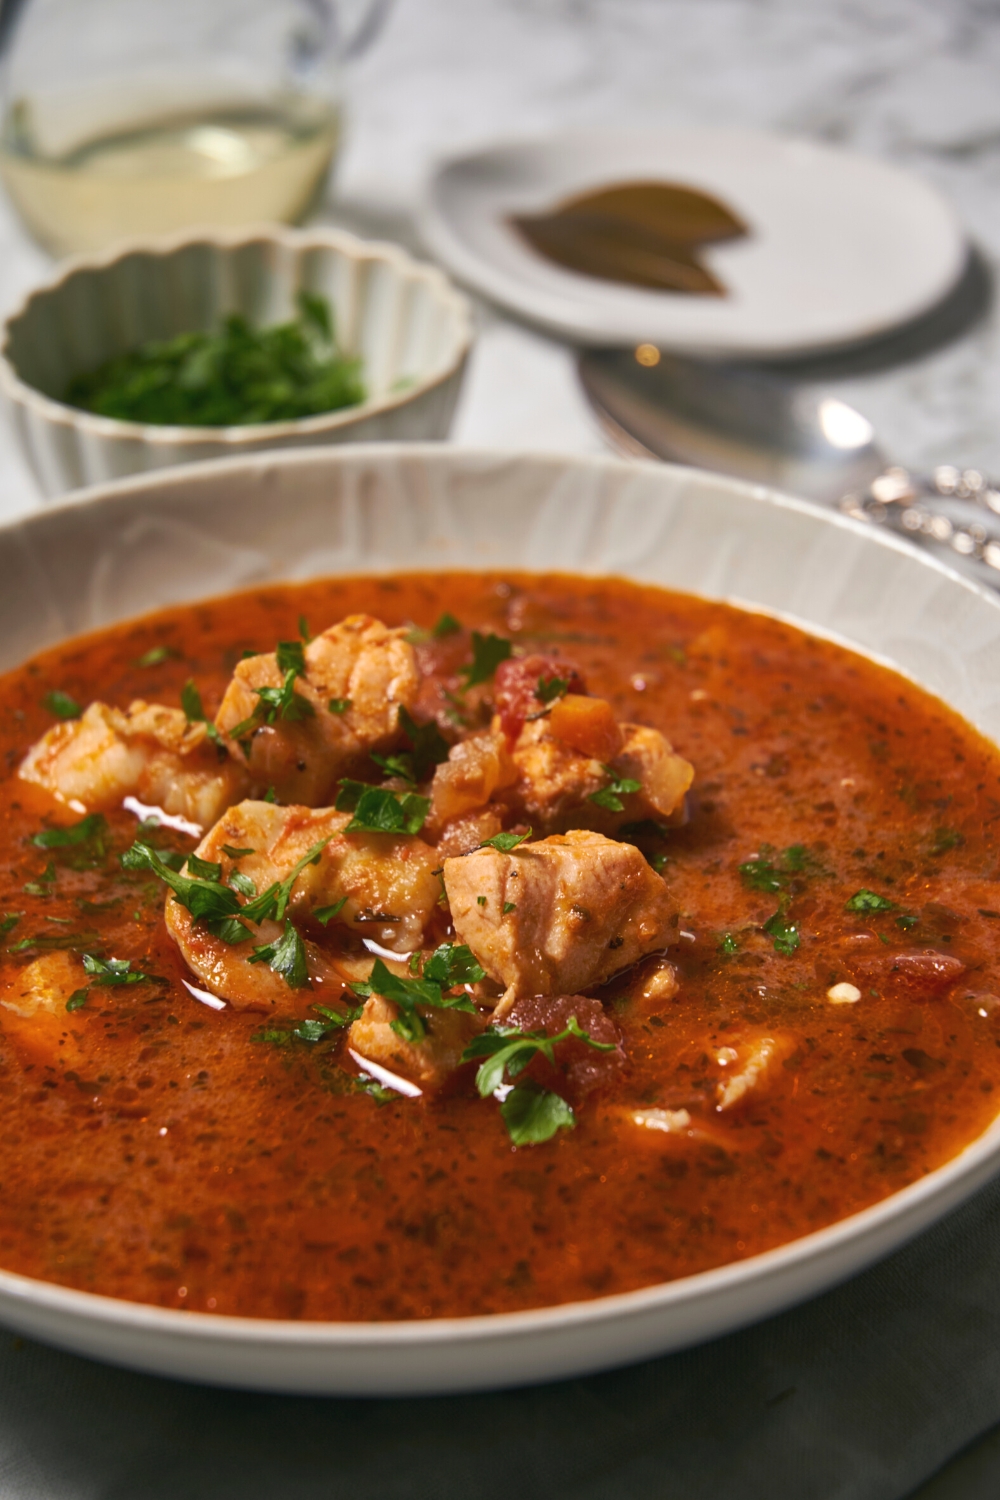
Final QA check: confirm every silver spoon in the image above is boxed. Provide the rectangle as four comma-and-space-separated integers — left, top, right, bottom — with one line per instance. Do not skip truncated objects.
578, 344, 1000, 589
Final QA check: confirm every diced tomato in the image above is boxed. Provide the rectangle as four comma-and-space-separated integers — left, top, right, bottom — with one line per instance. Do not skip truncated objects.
494, 655, 586, 742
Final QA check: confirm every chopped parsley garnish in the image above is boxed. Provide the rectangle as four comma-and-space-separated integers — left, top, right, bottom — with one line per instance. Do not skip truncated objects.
264, 787, 277, 803
221, 845, 254, 860
229, 642, 315, 744
248, 919, 310, 989
23, 860, 56, 895
121, 837, 328, 954
32, 813, 108, 862
314, 896, 347, 925
335, 780, 429, 836
739, 843, 825, 893
372, 708, 449, 785
718, 932, 739, 954
896, 914, 919, 930
588, 767, 642, 813
536, 674, 569, 704
227, 870, 257, 899
845, 888, 895, 913
362, 947, 480, 1043
503, 901, 517, 915
65, 989, 89, 1012
462, 1016, 615, 1145
500, 1082, 576, 1147
81, 953, 148, 986
135, 645, 179, 668
235, 841, 329, 926
42, 690, 81, 720
180, 679, 223, 746
433, 612, 462, 638
763, 906, 800, 956
422, 943, 486, 988
479, 828, 532, 852
292, 1003, 362, 1042
298, 615, 313, 643
187, 854, 222, 881
328, 698, 352, 715
0, 913, 22, 941
65, 290, 365, 427
461, 632, 512, 688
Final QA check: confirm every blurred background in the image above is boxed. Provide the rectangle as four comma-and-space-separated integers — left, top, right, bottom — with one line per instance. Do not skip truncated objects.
0, 0, 996, 517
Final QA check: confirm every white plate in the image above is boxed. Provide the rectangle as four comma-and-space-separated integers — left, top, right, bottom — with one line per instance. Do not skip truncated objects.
2, 444, 1000, 1395
419, 129, 966, 356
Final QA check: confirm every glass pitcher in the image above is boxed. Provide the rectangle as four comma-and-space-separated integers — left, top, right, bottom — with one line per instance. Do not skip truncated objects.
0, 0, 391, 255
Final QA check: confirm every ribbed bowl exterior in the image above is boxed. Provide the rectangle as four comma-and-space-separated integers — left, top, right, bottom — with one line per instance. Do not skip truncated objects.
0, 227, 473, 498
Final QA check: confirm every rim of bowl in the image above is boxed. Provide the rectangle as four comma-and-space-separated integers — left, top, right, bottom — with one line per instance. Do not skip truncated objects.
0, 443, 997, 1353
0, 223, 475, 445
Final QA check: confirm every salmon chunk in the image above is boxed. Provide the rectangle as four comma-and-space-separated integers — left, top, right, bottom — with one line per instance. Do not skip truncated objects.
19, 700, 248, 830
500, 718, 693, 836
214, 615, 419, 805
444, 830, 676, 1012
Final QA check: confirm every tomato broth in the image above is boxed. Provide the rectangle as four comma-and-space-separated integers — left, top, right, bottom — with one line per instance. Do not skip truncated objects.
1, 572, 999, 1321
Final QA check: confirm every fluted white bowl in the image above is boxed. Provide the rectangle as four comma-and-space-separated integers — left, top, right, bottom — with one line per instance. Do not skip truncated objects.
0, 226, 473, 498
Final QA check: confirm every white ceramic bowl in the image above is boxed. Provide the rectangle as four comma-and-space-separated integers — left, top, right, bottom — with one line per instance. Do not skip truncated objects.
2, 444, 1000, 1395
0, 227, 473, 498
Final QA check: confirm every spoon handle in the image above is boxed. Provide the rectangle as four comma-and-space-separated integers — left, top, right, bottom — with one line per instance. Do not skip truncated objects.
839, 465, 1000, 590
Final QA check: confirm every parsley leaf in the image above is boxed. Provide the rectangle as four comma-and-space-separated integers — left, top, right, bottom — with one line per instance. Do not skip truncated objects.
221, 845, 254, 859
479, 828, 532, 852
298, 615, 312, 644
422, 942, 486, 988
763, 906, 800, 955
65, 988, 89, 1012
228, 870, 257, 898
82, 953, 148, 986
462, 1016, 615, 1099
588, 767, 642, 813
399, 706, 450, 782
238, 840, 330, 926
135, 645, 178, 668
432, 612, 461, 638
335, 780, 429, 836
365, 953, 477, 1043
461, 632, 512, 688
845, 888, 895, 913
181, 679, 224, 746
314, 896, 347, 925
23, 860, 56, 895
187, 854, 222, 881
228, 643, 315, 743
32, 813, 108, 860
718, 932, 740, 954
121, 840, 247, 939
248, 919, 310, 989
536, 674, 569, 704
0, 913, 22, 941
328, 697, 351, 715
500, 1082, 576, 1146
43, 690, 81, 720
739, 843, 826, 893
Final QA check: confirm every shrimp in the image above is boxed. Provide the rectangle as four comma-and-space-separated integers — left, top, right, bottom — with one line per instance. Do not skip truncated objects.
164, 800, 442, 1009
19, 700, 248, 831
0, 952, 89, 1068
214, 615, 420, 805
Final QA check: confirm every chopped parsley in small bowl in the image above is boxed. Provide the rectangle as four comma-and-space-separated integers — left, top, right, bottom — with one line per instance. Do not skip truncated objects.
0, 226, 472, 498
